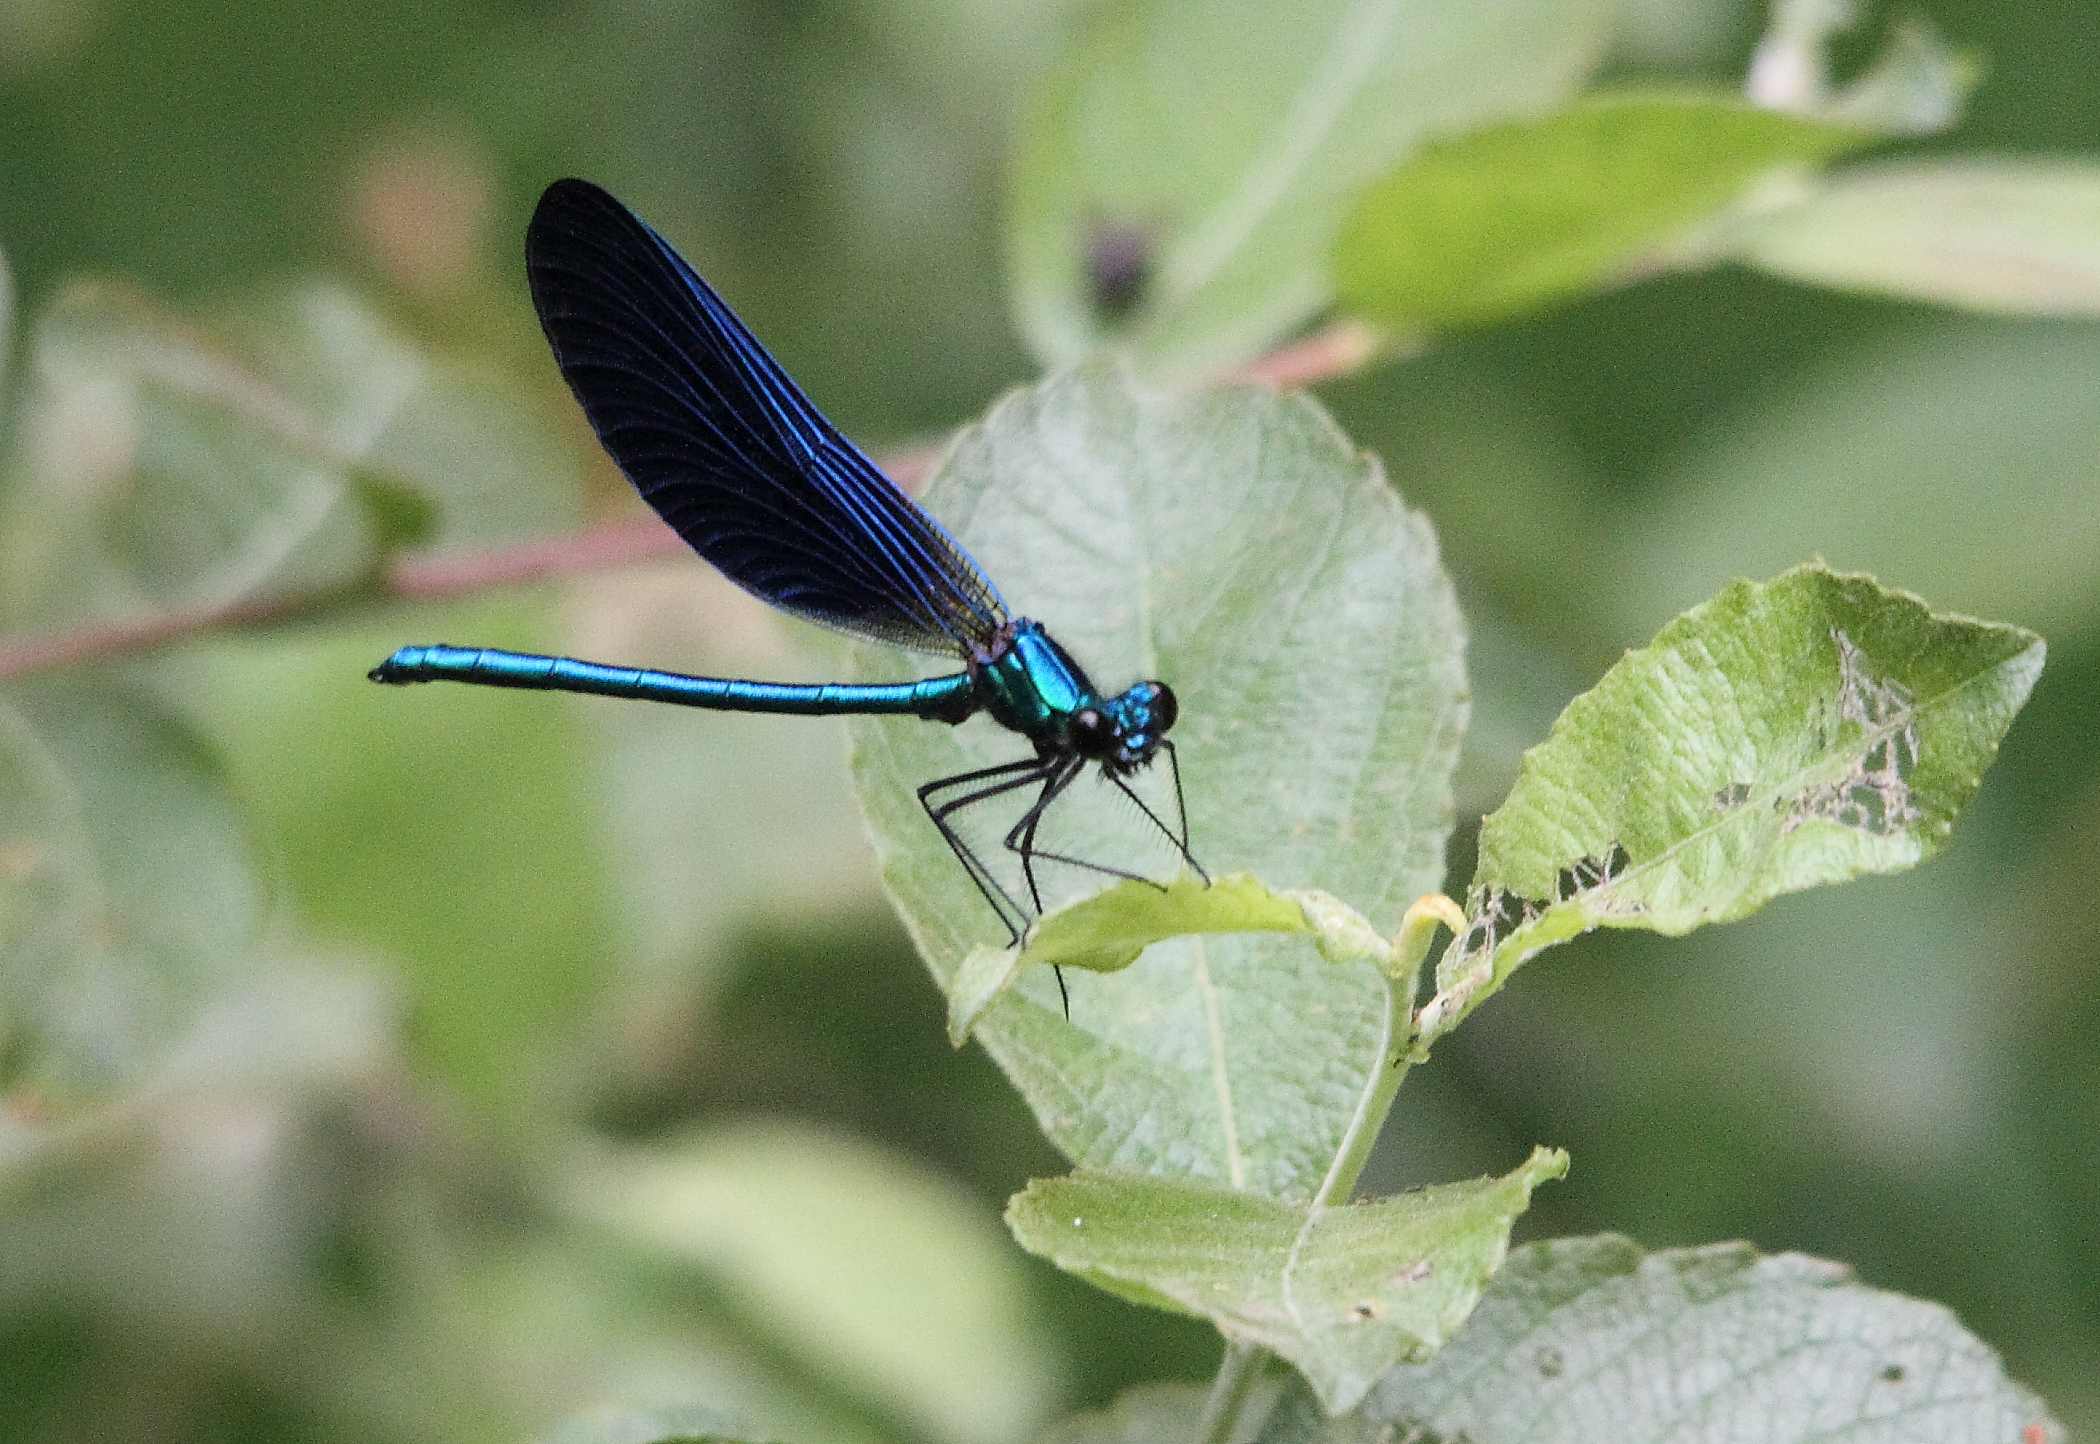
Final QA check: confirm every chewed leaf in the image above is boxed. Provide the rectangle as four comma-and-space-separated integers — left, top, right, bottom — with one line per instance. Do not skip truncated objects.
946, 873, 1405, 1043
1007, 1148, 1568, 1414
1419, 566, 2042, 1043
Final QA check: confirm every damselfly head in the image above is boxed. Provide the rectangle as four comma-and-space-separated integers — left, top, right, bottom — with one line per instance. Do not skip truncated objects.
1071, 680, 1177, 771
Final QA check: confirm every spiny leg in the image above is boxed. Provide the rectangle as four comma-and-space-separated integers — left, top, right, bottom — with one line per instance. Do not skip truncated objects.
1162, 740, 1206, 879
920, 756, 1056, 945
1009, 742, 1207, 899
1106, 740, 1209, 883
1010, 832, 1166, 894
1004, 755, 1086, 914
922, 762, 1053, 944
1002, 756, 1088, 1019
1003, 755, 1195, 899
1002, 754, 1182, 903
998, 746, 1210, 1019
923, 758, 1084, 1019
1003, 756, 1192, 1023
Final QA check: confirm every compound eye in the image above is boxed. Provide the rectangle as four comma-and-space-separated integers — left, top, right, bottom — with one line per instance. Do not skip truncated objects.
1148, 682, 1178, 733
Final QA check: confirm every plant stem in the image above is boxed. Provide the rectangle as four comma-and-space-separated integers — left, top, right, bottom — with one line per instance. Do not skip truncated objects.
1310, 974, 1417, 1208
1306, 895, 1461, 1207
1197, 1340, 1272, 1444
0, 319, 1387, 685
1223, 318, 1390, 389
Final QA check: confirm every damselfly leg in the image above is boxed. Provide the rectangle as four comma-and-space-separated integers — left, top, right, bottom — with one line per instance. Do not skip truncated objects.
918, 740, 1208, 1016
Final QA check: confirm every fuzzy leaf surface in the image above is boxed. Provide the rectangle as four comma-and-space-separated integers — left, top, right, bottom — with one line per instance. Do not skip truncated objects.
1008, 1149, 1566, 1413
1259, 1236, 2062, 1441
850, 368, 1466, 1203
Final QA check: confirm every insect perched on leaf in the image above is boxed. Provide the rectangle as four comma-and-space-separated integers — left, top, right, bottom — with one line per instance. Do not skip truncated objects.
372, 180, 1206, 976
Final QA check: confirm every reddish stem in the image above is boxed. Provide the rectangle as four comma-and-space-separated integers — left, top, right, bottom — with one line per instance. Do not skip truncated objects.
0, 332, 1364, 685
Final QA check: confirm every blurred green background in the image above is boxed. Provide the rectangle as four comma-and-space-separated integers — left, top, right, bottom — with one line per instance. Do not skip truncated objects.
0, 0, 2094, 1441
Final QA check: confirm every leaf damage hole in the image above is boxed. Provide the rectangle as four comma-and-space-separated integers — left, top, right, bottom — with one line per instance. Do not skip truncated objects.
1450, 884, 1536, 973
1552, 842, 1633, 903
1880, 1363, 1906, 1383
1348, 1300, 1381, 1322
1713, 781, 1753, 810
1784, 629, 1922, 837
1391, 1258, 1431, 1286
1535, 1346, 1564, 1378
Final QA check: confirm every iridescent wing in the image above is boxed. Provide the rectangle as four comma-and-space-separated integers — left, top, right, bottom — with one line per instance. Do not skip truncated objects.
525, 178, 1007, 656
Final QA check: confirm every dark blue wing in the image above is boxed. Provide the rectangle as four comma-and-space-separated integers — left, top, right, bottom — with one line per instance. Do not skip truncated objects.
525, 178, 1007, 656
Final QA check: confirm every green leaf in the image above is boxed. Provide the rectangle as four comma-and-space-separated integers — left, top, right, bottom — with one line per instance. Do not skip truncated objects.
1419, 566, 2042, 1042
570, 1121, 1060, 1444
945, 872, 1405, 1045
1732, 160, 2100, 315
580, 568, 882, 980
0, 281, 579, 632
849, 367, 1467, 1204
1007, 1148, 1568, 1414
1, 281, 367, 629
1025, 872, 1330, 973
0, 675, 262, 1103
1333, 91, 1871, 332
1008, 0, 1613, 376
1258, 1236, 2063, 1441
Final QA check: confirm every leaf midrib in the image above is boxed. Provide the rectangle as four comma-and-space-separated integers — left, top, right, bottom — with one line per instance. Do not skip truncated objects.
1493, 640, 2034, 917
1155, 0, 1407, 310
